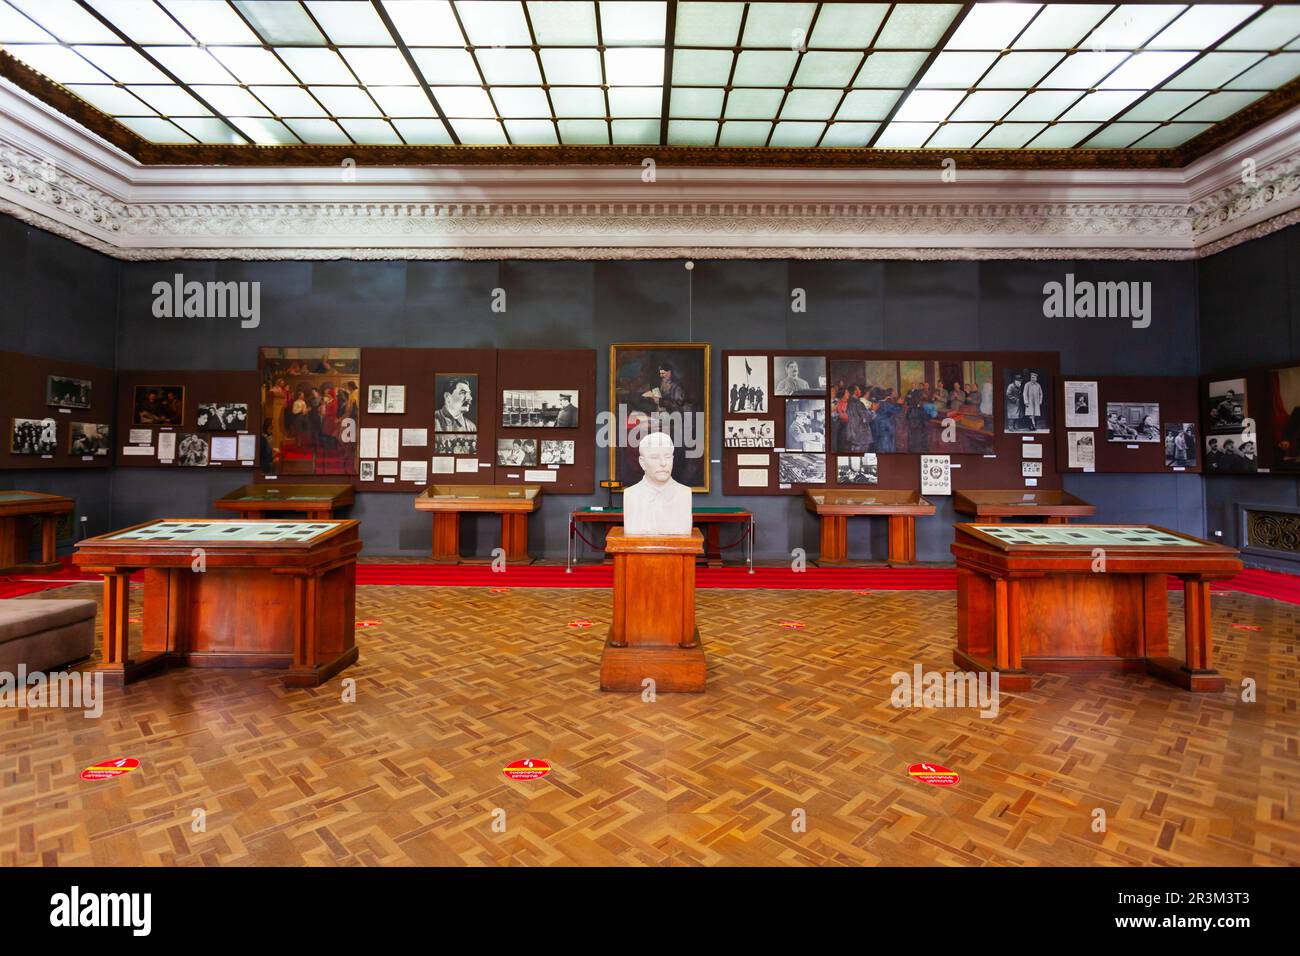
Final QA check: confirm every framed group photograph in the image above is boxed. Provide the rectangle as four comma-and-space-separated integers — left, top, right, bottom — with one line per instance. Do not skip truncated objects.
132, 385, 185, 426
435, 374, 477, 432
1003, 368, 1050, 434
46, 375, 91, 409
260, 347, 361, 476
11, 417, 57, 454
724, 419, 774, 448
1206, 432, 1257, 473
836, 452, 878, 484
197, 402, 248, 432
1105, 402, 1161, 442
496, 438, 537, 466
1164, 423, 1197, 468
68, 422, 110, 456
541, 439, 575, 465
1207, 378, 1247, 434
727, 355, 768, 412
501, 390, 578, 427
609, 343, 710, 492
433, 435, 477, 456
176, 433, 209, 467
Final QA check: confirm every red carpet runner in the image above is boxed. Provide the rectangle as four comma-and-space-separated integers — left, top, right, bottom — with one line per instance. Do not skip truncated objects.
3, 559, 1300, 604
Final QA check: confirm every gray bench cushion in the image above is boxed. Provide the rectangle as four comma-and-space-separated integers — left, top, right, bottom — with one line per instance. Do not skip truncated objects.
0, 598, 97, 644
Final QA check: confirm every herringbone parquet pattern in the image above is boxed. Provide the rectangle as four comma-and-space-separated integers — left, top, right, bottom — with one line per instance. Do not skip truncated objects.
0, 582, 1296, 866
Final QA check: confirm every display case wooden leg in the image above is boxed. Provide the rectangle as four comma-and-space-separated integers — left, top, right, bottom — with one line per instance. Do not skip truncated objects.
501, 513, 531, 564
431, 512, 461, 564
887, 515, 916, 565
39, 515, 59, 568
819, 515, 847, 565
1148, 577, 1224, 692
703, 523, 724, 568
98, 569, 167, 686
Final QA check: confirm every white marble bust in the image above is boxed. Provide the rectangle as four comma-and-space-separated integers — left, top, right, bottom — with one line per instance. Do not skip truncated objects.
623, 432, 692, 536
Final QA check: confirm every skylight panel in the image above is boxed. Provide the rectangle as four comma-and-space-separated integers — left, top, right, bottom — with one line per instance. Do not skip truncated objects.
875, 122, 937, 147
557, 119, 608, 143
671, 49, 733, 86
1039, 52, 1127, 89
451, 0, 530, 44
1218, 6, 1300, 51
604, 47, 663, 86
673, 1, 741, 47
667, 119, 716, 145
1005, 90, 1080, 122
808, 3, 888, 51
1147, 5, 1258, 51
382, 0, 464, 45
8, 0, 117, 43
949, 90, 1020, 121
893, 89, 963, 122
770, 121, 824, 147
718, 120, 770, 146
608, 85, 660, 116
193, 85, 272, 117
1058, 89, 1143, 122
527, 1, 599, 45
977, 52, 1062, 90
820, 122, 878, 147
504, 119, 558, 143
118, 115, 194, 142
1027, 123, 1098, 149
925, 122, 990, 148
874, 4, 960, 50
780, 89, 841, 121
283, 117, 351, 144
976, 122, 1044, 148
739, 2, 815, 47
917, 51, 997, 88
173, 116, 244, 142
391, 118, 453, 143
310, 86, 383, 117
0, 3, 54, 42
127, 83, 211, 115
252, 85, 328, 117
475, 48, 543, 85
945, 3, 1040, 51
669, 87, 724, 118
449, 118, 508, 143
792, 51, 861, 88
277, 48, 355, 84
85, 1, 190, 44
68, 84, 155, 115
598, 2, 667, 45
853, 52, 927, 88
339, 48, 419, 86
336, 117, 404, 143
1121, 89, 1203, 122
731, 50, 797, 87
610, 118, 659, 143
725, 88, 784, 119
1131, 122, 1211, 148
431, 86, 495, 117
491, 87, 551, 118
1162, 52, 1262, 89
1086, 5, 1186, 51
6, 45, 110, 84
541, 47, 602, 84
1084, 123, 1157, 148
836, 89, 900, 121
1225, 53, 1300, 89
1099, 51, 1197, 90
410, 48, 480, 85
145, 46, 236, 83
233, 2, 326, 44
1176, 90, 1265, 122
72, 45, 169, 84
1012, 4, 1109, 49
209, 47, 298, 85
304, 1, 393, 44
160, 1, 260, 44
549, 87, 605, 116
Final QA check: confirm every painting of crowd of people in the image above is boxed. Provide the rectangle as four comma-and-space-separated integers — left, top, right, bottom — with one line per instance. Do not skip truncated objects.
259, 348, 361, 476
829, 359, 994, 455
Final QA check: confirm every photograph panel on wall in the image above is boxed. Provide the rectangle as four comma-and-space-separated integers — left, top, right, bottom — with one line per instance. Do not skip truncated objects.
724, 419, 774, 448
778, 452, 825, 484
1064, 380, 1099, 429
132, 385, 184, 426
1271, 365, 1300, 469
501, 389, 578, 427
68, 422, 110, 456
176, 433, 209, 467
1205, 431, 1257, 473
609, 343, 710, 492
785, 399, 826, 451
197, 402, 248, 432
1164, 423, 1198, 468
1003, 367, 1050, 434
1105, 402, 1161, 442
836, 452, 878, 484
434, 374, 478, 432
46, 375, 91, 409
433, 435, 477, 456
259, 347, 361, 476
541, 439, 575, 465
497, 438, 537, 466
1207, 378, 1247, 434
727, 355, 768, 412
773, 356, 827, 396
11, 417, 56, 454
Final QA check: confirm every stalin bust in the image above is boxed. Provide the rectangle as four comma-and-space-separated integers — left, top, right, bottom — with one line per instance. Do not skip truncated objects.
623, 431, 692, 536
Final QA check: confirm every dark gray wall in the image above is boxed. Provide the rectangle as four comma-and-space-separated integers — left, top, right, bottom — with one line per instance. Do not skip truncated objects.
0, 216, 119, 548
1199, 223, 1300, 564
109, 254, 1205, 560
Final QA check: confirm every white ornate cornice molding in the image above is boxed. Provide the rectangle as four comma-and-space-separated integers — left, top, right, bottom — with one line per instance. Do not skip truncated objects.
2, 77, 1300, 262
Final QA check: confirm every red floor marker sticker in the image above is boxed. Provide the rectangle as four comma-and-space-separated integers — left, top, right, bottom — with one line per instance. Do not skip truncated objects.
779, 620, 805, 629
909, 763, 959, 787
355, 619, 382, 629
81, 758, 140, 781
1231, 624, 1262, 631
568, 619, 593, 628
503, 759, 551, 781
490, 588, 510, 594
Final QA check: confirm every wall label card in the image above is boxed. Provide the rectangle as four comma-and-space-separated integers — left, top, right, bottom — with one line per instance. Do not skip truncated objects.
401, 428, 428, 447
524, 469, 557, 483
359, 427, 378, 459
399, 460, 428, 483
128, 428, 151, 444
455, 459, 478, 473
431, 456, 454, 474
379, 428, 399, 458
1022, 461, 1043, 477
1022, 443, 1043, 459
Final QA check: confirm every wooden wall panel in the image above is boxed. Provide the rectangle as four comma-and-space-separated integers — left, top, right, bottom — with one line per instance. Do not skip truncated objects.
494, 349, 596, 494
1053, 375, 1201, 474
0, 350, 114, 471
114, 369, 261, 470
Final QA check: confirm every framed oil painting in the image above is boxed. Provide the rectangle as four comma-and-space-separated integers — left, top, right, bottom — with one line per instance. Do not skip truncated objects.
259, 347, 361, 476
609, 343, 710, 492
132, 385, 185, 426
1271, 366, 1300, 470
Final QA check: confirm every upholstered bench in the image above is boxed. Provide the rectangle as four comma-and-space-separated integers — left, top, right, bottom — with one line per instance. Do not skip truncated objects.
0, 598, 96, 673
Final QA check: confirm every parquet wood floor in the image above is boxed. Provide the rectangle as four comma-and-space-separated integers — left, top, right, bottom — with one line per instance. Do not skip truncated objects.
0, 582, 1296, 867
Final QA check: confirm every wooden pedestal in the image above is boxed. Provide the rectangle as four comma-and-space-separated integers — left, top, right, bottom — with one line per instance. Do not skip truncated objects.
600, 528, 706, 693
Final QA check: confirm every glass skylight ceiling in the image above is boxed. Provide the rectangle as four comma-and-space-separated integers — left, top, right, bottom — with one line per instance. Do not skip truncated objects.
1, 1, 1300, 151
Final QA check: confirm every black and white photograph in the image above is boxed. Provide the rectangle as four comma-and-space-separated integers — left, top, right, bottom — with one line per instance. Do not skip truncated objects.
1208, 378, 1247, 434
541, 439, 575, 465
1063, 380, 1098, 429
727, 355, 768, 412
836, 452, 878, 484
496, 437, 537, 466
435, 374, 477, 432
723, 419, 775, 448
784, 399, 826, 451
359, 460, 376, 481
433, 435, 477, 456
778, 452, 826, 484
1003, 368, 1050, 434
1165, 423, 1198, 468
46, 375, 91, 409
1205, 431, 1257, 473
366, 385, 386, 414
197, 402, 248, 432
1105, 402, 1161, 442
501, 390, 579, 427
176, 433, 209, 466
10, 417, 57, 454
68, 422, 110, 456
773, 356, 827, 396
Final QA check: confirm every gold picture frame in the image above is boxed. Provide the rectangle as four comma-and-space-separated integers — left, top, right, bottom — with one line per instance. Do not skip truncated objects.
608, 342, 711, 493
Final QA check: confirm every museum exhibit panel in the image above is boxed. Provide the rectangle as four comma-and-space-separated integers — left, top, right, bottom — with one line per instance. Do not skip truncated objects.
2, 0, 1300, 893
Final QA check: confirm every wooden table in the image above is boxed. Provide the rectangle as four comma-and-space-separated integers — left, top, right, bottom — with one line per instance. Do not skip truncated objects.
569, 506, 753, 571
0, 490, 73, 573
215, 483, 354, 520
74, 519, 361, 688
951, 523, 1242, 693
414, 484, 541, 564
804, 489, 935, 565
953, 489, 1095, 524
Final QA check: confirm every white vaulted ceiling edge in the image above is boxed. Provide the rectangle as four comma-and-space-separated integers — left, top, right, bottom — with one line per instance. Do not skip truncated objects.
1, 75, 1299, 261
